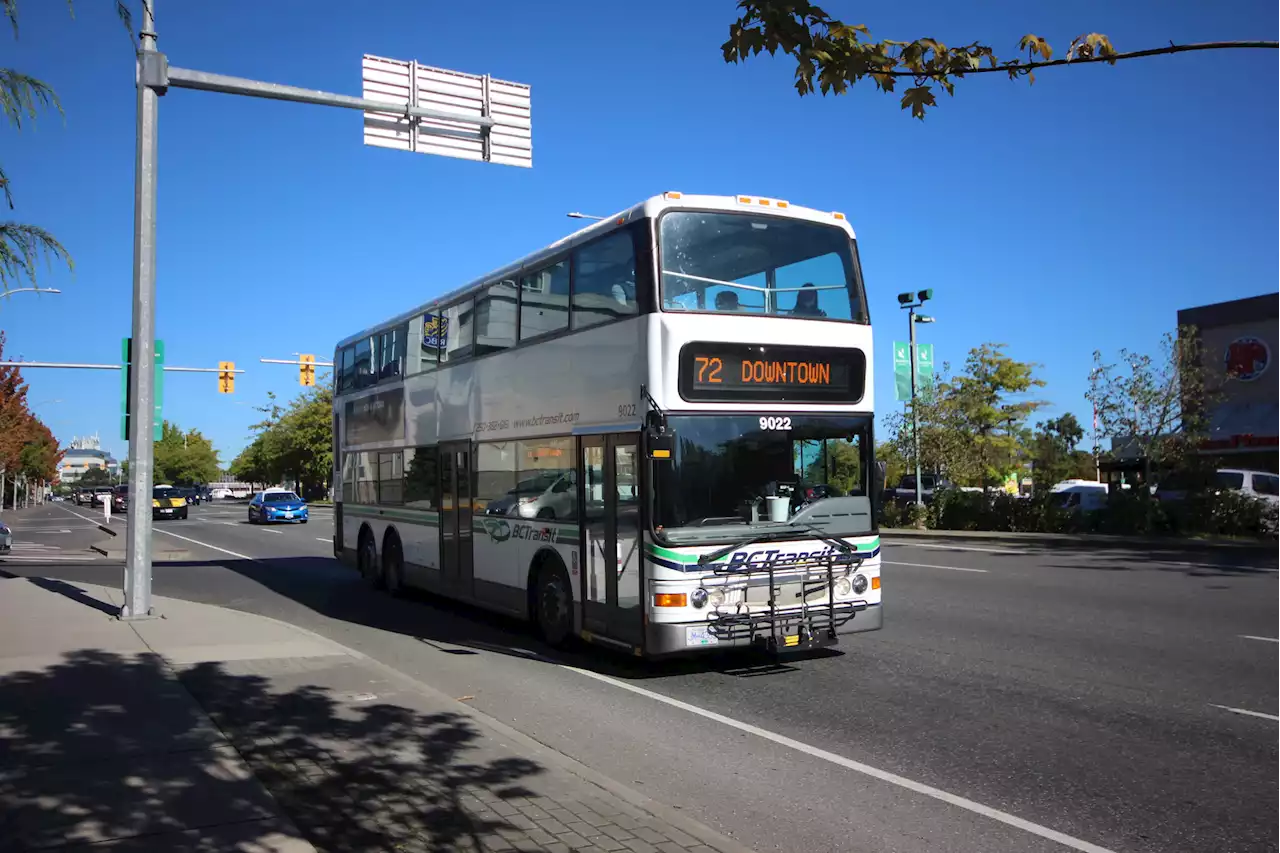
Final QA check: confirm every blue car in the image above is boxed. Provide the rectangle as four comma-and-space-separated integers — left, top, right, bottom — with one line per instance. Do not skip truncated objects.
248, 490, 309, 525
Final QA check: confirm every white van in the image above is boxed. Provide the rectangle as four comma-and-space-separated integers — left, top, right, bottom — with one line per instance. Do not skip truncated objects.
1050, 480, 1108, 512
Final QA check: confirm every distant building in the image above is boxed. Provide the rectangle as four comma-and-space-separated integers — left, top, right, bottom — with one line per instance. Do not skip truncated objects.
57, 434, 120, 484
1179, 292, 1278, 473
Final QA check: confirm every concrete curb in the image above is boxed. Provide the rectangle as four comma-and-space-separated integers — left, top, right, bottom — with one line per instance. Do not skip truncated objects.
150, 594, 757, 853
880, 527, 1278, 555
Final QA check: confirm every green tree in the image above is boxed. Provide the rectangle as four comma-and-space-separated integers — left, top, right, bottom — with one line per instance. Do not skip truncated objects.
1031, 413, 1085, 491
153, 420, 220, 485
722, 2, 1276, 119
1, 1, 133, 293
230, 385, 333, 499
1086, 326, 1217, 484
888, 345, 1045, 488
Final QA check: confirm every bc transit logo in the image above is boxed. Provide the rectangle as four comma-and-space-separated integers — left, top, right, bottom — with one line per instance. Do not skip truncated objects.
1225, 336, 1270, 382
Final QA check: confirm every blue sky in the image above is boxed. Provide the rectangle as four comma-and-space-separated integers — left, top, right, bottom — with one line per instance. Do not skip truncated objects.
2, 0, 1276, 467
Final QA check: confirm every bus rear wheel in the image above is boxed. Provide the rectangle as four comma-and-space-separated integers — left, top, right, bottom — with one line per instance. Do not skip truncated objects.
534, 561, 573, 647
358, 530, 382, 589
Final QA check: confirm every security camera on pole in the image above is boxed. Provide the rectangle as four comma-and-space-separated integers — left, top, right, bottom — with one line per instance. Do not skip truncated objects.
895, 289, 936, 509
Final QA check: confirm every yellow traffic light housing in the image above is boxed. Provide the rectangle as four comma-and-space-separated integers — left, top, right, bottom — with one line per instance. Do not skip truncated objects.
299, 354, 316, 387
218, 361, 235, 394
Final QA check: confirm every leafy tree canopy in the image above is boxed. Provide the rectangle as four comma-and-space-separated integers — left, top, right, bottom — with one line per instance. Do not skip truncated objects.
722, 1, 1277, 118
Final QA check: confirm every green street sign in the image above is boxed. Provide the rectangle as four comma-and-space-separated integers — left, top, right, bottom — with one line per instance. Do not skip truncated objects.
121, 338, 164, 442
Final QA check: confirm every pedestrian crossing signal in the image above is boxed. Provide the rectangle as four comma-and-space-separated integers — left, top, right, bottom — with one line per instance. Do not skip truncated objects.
218, 361, 235, 394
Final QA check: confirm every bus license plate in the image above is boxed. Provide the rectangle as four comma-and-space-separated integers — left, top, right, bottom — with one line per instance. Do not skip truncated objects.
685, 626, 718, 647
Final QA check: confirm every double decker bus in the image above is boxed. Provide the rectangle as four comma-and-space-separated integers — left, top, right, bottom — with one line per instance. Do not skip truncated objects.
332, 192, 881, 656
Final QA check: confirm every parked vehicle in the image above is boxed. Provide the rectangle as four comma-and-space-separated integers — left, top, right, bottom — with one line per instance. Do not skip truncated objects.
0, 516, 11, 555
1049, 480, 1108, 512
1154, 468, 1280, 505
248, 489, 309, 524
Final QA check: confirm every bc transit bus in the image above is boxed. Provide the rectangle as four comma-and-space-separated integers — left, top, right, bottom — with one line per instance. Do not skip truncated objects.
332, 192, 881, 656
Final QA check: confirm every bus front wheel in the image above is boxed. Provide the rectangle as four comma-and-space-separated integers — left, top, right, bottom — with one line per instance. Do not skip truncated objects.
534, 561, 572, 647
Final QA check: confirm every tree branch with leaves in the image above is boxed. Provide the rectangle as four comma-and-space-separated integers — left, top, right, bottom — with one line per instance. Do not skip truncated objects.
722, 1, 1278, 118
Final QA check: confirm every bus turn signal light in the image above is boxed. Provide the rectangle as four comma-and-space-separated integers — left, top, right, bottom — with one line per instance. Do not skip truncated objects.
872, 577, 881, 590
653, 593, 687, 607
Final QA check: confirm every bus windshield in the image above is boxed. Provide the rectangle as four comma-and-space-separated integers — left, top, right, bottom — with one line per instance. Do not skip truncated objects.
659, 211, 868, 322
653, 414, 874, 543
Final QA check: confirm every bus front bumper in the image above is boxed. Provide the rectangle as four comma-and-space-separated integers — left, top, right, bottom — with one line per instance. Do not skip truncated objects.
644, 602, 882, 656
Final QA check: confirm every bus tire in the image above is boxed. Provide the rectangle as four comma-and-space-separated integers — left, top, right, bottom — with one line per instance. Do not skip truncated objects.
532, 557, 573, 647
381, 529, 405, 596
357, 526, 382, 589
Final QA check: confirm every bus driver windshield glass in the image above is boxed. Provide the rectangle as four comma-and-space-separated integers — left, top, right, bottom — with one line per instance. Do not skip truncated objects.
659, 211, 868, 322
652, 414, 874, 542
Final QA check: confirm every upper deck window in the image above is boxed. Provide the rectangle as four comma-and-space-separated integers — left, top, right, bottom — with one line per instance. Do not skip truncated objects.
659, 211, 868, 323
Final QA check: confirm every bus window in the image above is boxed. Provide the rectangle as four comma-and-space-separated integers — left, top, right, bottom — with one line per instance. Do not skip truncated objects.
658, 211, 866, 323
353, 336, 375, 388
404, 447, 439, 509
520, 260, 569, 340
475, 281, 519, 355
439, 300, 474, 363
573, 231, 637, 330
378, 324, 408, 380
337, 346, 356, 393
377, 452, 404, 505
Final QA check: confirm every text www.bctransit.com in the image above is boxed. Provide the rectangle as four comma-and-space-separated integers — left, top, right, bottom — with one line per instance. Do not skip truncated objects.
476, 411, 581, 434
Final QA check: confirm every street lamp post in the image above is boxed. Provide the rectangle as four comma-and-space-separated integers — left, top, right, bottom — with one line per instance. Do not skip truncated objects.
0, 288, 62, 299
897, 289, 936, 509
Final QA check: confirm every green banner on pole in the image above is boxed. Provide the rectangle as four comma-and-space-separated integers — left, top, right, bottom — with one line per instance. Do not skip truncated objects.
916, 342, 934, 399
121, 338, 164, 442
893, 341, 911, 402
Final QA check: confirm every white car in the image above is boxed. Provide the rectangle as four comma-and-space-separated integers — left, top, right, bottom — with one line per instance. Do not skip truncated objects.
1050, 480, 1109, 512
210, 488, 233, 499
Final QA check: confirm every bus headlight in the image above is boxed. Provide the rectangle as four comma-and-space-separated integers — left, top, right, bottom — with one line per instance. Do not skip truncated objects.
690, 588, 724, 609
834, 577, 852, 597
852, 574, 869, 595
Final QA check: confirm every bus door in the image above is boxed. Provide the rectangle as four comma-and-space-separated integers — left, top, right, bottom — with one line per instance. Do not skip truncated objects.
580, 434, 643, 646
439, 442, 474, 595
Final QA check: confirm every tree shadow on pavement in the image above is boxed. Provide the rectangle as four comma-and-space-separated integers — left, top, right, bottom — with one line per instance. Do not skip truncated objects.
0, 649, 543, 852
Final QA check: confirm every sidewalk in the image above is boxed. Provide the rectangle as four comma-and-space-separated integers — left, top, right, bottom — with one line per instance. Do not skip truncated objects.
0, 576, 752, 853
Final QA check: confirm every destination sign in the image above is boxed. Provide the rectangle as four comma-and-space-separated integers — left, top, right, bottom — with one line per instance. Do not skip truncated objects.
678, 343, 865, 403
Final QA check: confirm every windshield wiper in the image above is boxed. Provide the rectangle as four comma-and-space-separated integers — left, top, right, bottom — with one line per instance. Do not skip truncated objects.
696, 531, 786, 566
794, 523, 857, 557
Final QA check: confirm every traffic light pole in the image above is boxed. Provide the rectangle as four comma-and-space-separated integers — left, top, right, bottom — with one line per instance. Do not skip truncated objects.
123, 2, 160, 620
118, 2, 498, 622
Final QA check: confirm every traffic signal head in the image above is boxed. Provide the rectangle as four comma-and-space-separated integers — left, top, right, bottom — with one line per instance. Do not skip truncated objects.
218, 361, 235, 394
299, 354, 316, 387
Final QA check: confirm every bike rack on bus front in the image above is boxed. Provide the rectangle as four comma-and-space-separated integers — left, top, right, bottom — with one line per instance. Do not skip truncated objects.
704, 551, 866, 653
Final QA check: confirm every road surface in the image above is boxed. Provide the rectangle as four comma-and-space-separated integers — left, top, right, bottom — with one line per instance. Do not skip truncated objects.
3, 501, 1276, 853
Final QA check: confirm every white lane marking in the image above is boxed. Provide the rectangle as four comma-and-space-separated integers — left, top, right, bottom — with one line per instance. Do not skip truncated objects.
1142, 559, 1278, 574
55, 504, 113, 526
316, 538, 330, 543
894, 542, 1027, 555
565, 667, 1118, 853
152, 528, 258, 561
883, 561, 989, 574
1239, 635, 1280, 643
259, 528, 284, 535
1210, 704, 1280, 722
1, 555, 98, 562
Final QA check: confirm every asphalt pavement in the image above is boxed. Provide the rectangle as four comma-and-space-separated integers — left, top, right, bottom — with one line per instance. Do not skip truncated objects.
2, 500, 1276, 853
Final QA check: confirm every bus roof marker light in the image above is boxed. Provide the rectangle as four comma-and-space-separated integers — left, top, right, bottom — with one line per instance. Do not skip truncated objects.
664, 191, 683, 199
832, 211, 846, 220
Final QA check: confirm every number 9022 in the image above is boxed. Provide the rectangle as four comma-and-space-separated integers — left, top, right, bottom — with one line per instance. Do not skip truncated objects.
759, 416, 792, 431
